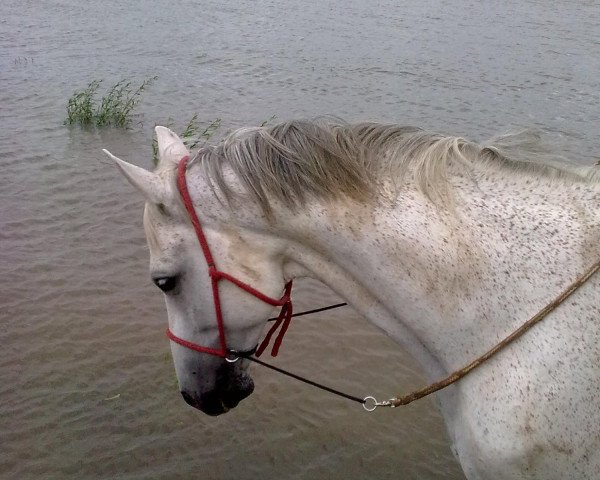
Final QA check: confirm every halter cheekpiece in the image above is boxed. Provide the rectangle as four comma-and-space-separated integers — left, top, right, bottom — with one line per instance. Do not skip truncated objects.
165, 155, 294, 359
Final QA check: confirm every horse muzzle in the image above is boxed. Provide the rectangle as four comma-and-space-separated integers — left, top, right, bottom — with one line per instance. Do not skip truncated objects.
180, 370, 255, 416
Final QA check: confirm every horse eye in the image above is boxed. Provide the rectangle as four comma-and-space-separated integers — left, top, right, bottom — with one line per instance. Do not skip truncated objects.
153, 276, 178, 293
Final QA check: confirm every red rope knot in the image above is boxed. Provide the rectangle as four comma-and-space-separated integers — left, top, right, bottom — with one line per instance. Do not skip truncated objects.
255, 282, 294, 357
208, 266, 221, 279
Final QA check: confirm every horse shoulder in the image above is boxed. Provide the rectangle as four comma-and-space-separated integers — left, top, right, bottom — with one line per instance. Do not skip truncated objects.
451, 279, 600, 479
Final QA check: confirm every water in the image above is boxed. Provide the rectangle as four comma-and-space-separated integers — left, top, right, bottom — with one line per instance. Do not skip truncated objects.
1, 1, 598, 478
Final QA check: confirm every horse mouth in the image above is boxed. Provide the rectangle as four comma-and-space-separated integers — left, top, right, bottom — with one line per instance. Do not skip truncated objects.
180, 375, 255, 416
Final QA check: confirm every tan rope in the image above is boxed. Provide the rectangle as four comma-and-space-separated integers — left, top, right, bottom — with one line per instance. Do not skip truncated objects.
391, 259, 600, 407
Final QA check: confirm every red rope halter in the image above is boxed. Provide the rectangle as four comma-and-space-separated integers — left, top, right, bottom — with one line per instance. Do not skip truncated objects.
165, 156, 294, 358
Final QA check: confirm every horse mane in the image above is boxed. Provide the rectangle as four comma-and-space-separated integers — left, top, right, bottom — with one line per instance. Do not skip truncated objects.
192, 119, 598, 213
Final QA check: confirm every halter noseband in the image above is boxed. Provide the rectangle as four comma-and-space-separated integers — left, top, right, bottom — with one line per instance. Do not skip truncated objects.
165, 155, 294, 359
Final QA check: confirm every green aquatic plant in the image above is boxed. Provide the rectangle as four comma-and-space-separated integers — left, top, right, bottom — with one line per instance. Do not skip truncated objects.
151, 115, 277, 166
65, 80, 101, 126
65, 76, 157, 127
152, 116, 222, 166
260, 114, 277, 127
96, 77, 156, 127
182, 115, 223, 151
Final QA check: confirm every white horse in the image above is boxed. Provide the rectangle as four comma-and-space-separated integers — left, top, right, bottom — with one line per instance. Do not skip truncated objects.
105, 120, 599, 480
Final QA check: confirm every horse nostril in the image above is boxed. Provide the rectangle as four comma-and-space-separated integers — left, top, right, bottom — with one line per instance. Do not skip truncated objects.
180, 391, 198, 408
179, 374, 254, 415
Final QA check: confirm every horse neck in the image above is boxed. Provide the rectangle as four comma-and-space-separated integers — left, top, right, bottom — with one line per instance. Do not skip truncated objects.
279, 171, 599, 380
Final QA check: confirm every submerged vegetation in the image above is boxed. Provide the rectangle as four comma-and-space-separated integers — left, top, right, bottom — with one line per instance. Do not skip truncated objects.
66, 77, 278, 169
152, 115, 222, 166
65, 76, 157, 127
151, 115, 277, 165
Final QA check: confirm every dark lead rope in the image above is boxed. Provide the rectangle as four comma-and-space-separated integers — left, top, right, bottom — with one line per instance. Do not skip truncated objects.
238, 301, 367, 405
267, 302, 348, 322
231, 349, 366, 405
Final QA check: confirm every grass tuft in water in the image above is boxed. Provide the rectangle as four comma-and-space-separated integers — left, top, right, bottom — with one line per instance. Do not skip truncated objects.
65, 76, 157, 128
152, 116, 222, 166
260, 114, 277, 127
151, 115, 276, 166
65, 80, 101, 126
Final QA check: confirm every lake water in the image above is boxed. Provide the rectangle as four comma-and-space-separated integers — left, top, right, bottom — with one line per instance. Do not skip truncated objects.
1, 1, 598, 478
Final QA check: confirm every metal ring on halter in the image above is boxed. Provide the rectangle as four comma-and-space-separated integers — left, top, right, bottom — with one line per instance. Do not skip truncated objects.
225, 351, 240, 363
226, 346, 258, 363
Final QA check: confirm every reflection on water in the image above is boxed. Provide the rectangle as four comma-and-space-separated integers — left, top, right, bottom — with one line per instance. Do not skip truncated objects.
1, 0, 598, 478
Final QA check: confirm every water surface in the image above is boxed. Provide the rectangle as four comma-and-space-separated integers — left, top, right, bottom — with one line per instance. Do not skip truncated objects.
1, 1, 598, 478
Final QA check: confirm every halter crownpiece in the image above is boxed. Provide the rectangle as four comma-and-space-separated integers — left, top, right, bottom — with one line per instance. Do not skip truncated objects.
165, 155, 294, 358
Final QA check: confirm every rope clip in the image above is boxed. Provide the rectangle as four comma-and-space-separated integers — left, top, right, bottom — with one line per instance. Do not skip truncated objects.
362, 396, 394, 412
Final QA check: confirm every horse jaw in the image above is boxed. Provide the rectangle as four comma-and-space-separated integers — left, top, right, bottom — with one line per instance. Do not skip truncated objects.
103, 149, 167, 203
155, 125, 189, 166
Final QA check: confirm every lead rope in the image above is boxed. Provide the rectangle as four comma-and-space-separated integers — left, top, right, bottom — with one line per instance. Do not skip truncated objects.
387, 259, 600, 408
267, 302, 347, 322
235, 353, 367, 405
233, 259, 599, 412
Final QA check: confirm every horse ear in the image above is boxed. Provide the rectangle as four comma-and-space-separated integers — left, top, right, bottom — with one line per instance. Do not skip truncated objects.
103, 149, 167, 203
155, 126, 189, 166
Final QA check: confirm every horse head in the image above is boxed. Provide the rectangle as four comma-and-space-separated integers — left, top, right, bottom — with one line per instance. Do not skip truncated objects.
104, 127, 290, 415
